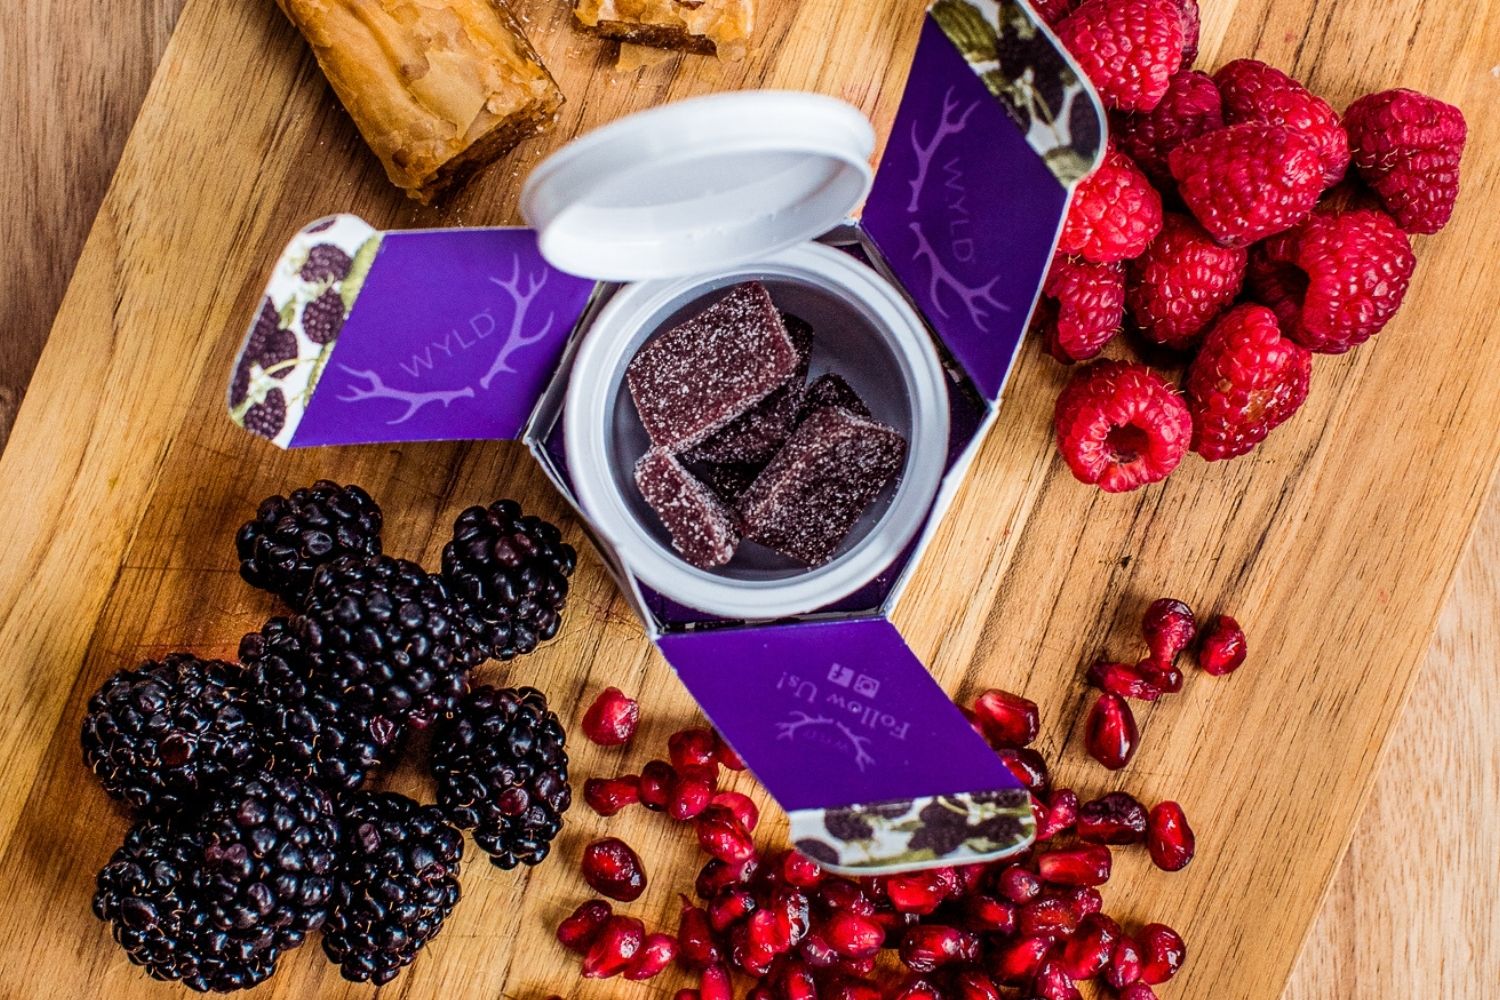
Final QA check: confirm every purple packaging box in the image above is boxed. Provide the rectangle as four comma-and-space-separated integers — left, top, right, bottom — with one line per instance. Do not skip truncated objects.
226, 0, 1104, 873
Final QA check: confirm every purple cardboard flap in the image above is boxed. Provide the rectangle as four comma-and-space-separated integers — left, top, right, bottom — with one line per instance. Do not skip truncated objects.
227, 216, 596, 447
659, 618, 1033, 873
864, 3, 1106, 400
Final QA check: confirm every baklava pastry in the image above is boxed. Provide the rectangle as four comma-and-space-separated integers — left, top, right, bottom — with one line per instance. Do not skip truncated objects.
279, 0, 565, 203
573, 0, 754, 60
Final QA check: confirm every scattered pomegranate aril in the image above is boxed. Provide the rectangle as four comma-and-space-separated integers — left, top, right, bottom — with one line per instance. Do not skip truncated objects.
581, 914, 645, 978
1198, 614, 1247, 674
700, 962, 733, 1000
780, 850, 824, 888
1019, 894, 1082, 939
963, 894, 1017, 935
710, 790, 760, 832
768, 886, 811, 946
1107, 933, 1145, 988
1147, 800, 1196, 871
816, 878, 877, 917
639, 759, 676, 810
885, 869, 949, 914
1084, 692, 1140, 770
581, 837, 647, 902
972, 688, 1042, 747
581, 687, 640, 746
1138, 922, 1187, 984
997, 747, 1051, 793
707, 886, 757, 932
991, 934, 1054, 983
799, 932, 837, 968
898, 924, 980, 971
556, 898, 612, 953
835, 954, 879, 977
1037, 844, 1113, 887
730, 917, 776, 975
677, 898, 722, 968
1033, 959, 1082, 1000
674, 990, 700, 1000
623, 932, 678, 980
1057, 885, 1102, 919
781, 961, 819, 1000
583, 775, 640, 816
953, 968, 1005, 1000
696, 804, 757, 863
1137, 657, 1184, 693
1142, 597, 1196, 663
668, 772, 716, 821
712, 730, 747, 770
828, 978, 883, 1000
1087, 659, 1163, 701
670, 727, 721, 770
824, 911, 885, 958
695, 855, 758, 899
998, 864, 1042, 903
1077, 791, 1149, 845
1058, 912, 1120, 979
1120, 984, 1159, 1000
893, 974, 946, 1000
1036, 788, 1079, 841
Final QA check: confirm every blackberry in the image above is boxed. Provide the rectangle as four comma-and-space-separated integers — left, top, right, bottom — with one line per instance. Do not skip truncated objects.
197, 770, 341, 952
241, 618, 401, 795
243, 388, 288, 441
300, 288, 346, 345
430, 685, 571, 869
322, 792, 463, 984
230, 300, 297, 408
300, 243, 353, 282
294, 556, 478, 727
440, 500, 576, 661
235, 480, 383, 608
81, 654, 260, 818
94, 820, 281, 992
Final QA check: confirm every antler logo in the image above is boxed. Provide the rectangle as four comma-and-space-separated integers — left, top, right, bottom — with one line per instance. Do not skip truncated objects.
776, 711, 877, 772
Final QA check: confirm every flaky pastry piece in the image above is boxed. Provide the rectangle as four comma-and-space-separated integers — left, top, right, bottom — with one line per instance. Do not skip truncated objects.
278, 0, 565, 203
573, 0, 754, 60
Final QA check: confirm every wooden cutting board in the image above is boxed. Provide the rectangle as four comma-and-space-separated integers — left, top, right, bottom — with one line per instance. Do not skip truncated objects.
0, 0, 1496, 996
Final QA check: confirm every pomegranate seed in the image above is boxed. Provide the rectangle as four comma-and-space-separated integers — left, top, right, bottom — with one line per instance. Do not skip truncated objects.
899, 924, 979, 971
1018, 894, 1080, 939
816, 878, 877, 917
670, 727, 720, 770
963, 894, 1016, 935
1056, 885, 1102, 919
674, 991, 700, 1000
1138, 922, 1187, 984
623, 932, 678, 980
835, 955, 878, 977
997, 747, 1051, 793
730, 917, 776, 975
696, 855, 759, 899
885, 869, 948, 914
1142, 598, 1196, 664
581, 837, 647, 902
640, 759, 676, 810
669, 773, 716, 821
556, 899, 611, 953
710, 729, 747, 770
1036, 844, 1112, 887
1147, 801, 1195, 871
746, 988, 775, 1000
772, 886, 811, 943
1199, 615, 1247, 674
583, 775, 640, 816
697, 804, 756, 863
1138, 657, 1184, 693
752, 905, 793, 954
781, 851, 824, 888
700, 962, 733, 1000
828, 978, 882, 1000
1033, 959, 1081, 1000
1120, 984, 1159, 1000
991, 934, 1053, 982
892, 975, 945, 1000
677, 898, 722, 968
581, 687, 639, 746
1086, 659, 1162, 702
799, 932, 837, 968
952, 968, 1003, 1000
1058, 912, 1120, 980
952, 863, 986, 895
1084, 693, 1139, 770
581, 914, 645, 978
997, 864, 1042, 903
823, 911, 884, 958
1077, 792, 1149, 844
708, 886, 756, 932
1036, 788, 1078, 841
972, 689, 1041, 747
872, 907, 920, 942
1107, 933, 1144, 988
781, 961, 818, 1000
710, 790, 760, 832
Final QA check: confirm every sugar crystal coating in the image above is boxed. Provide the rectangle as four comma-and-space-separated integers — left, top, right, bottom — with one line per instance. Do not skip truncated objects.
634, 449, 742, 569
693, 461, 764, 505
738, 407, 908, 566
625, 283, 799, 450
798, 373, 871, 422
682, 314, 814, 465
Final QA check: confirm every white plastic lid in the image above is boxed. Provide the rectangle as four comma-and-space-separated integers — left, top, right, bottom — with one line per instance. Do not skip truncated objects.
520, 91, 876, 282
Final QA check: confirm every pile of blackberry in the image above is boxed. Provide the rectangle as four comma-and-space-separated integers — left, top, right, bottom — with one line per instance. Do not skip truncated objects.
81, 481, 577, 991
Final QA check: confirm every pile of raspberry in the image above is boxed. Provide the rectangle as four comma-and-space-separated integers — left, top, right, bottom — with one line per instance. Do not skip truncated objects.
1036, 0, 1467, 492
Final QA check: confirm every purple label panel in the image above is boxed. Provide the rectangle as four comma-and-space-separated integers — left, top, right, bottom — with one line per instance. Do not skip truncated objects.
293, 228, 595, 446
864, 15, 1071, 400
659, 618, 1022, 812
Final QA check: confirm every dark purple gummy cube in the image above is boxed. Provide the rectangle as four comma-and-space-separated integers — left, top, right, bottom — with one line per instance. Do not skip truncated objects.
738, 407, 908, 566
693, 461, 764, 505
682, 314, 814, 465
797, 372, 871, 422
626, 283, 800, 450
635, 449, 741, 569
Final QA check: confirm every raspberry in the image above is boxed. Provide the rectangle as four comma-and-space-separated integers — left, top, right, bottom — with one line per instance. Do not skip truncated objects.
1035, 255, 1125, 363
1214, 59, 1350, 187
1055, 0, 1186, 112
1169, 123, 1324, 247
1247, 207, 1415, 354
1173, 0, 1199, 68
1185, 304, 1311, 460
1344, 88, 1467, 234
1058, 148, 1163, 263
1126, 213, 1246, 349
1112, 70, 1223, 186
1053, 361, 1191, 492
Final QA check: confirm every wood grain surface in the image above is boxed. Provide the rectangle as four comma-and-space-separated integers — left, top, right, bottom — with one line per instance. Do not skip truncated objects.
1, 0, 1497, 997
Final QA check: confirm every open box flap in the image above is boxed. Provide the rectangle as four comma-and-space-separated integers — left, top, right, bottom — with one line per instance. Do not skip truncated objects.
864, 2, 1106, 400
227, 216, 596, 447
659, 618, 1033, 873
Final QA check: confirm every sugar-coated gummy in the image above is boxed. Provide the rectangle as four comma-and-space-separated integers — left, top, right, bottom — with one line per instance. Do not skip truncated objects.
797, 373, 871, 422
682, 314, 815, 465
635, 449, 743, 569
